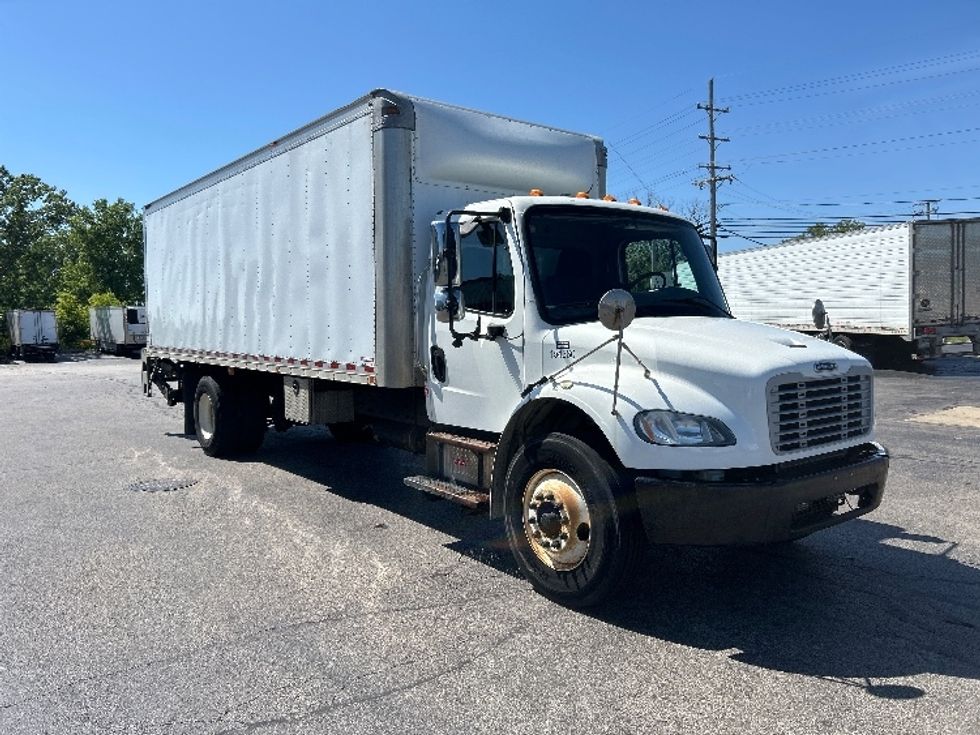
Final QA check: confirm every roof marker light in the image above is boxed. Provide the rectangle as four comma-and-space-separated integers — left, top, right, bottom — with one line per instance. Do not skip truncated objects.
529, 188, 544, 196
602, 194, 617, 202
575, 192, 589, 199
628, 197, 642, 206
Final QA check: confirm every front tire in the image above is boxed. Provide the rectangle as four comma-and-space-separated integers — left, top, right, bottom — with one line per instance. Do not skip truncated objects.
503, 432, 642, 608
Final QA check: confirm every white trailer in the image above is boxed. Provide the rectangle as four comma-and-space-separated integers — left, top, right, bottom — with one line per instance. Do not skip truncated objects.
5, 309, 58, 361
718, 219, 980, 361
142, 90, 888, 606
89, 305, 148, 354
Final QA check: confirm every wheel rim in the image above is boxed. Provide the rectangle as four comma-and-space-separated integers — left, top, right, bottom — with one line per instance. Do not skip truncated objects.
197, 392, 215, 442
522, 469, 592, 571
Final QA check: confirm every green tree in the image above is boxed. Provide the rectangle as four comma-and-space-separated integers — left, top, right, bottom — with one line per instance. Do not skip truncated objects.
88, 291, 122, 308
0, 166, 77, 311
60, 199, 144, 304
54, 291, 88, 346
791, 218, 865, 241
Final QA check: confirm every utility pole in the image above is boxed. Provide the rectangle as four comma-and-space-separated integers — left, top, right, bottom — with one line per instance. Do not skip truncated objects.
917, 199, 940, 220
696, 78, 732, 266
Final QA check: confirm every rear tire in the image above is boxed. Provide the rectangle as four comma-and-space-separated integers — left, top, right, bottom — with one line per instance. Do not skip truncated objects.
194, 376, 267, 457
503, 432, 642, 608
832, 334, 854, 352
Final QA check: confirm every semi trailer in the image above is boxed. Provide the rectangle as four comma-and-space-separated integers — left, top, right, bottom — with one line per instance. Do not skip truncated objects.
90, 305, 148, 354
5, 309, 58, 361
718, 220, 980, 362
142, 90, 888, 606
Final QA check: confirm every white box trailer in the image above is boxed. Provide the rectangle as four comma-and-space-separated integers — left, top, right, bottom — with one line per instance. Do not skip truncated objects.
89, 305, 148, 354
5, 309, 58, 361
718, 219, 980, 361
144, 90, 606, 388
142, 90, 888, 606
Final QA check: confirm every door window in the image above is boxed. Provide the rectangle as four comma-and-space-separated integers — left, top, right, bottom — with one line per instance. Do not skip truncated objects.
459, 222, 514, 316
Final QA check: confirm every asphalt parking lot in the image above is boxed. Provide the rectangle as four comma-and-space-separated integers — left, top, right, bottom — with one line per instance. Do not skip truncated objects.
1, 355, 978, 734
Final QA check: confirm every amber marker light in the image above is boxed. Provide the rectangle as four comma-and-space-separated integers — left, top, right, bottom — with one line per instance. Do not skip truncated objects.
575, 192, 589, 199
529, 188, 544, 196
602, 194, 617, 202
628, 197, 642, 205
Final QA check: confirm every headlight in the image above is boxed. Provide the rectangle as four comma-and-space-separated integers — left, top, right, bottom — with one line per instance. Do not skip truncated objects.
633, 410, 735, 447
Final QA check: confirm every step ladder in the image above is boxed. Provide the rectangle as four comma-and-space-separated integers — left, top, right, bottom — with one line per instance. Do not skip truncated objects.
403, 431, 496, 509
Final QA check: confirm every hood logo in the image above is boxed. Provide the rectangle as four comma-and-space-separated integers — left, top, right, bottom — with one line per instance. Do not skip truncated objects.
814, 361, 838, 372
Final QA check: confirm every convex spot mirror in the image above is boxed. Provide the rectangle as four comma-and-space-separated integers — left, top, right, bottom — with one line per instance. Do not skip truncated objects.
598, 289, 636, 331
435, 288, 465, 324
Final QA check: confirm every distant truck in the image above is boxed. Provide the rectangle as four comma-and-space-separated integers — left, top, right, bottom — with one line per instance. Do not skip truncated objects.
718, 219, 980, 362
141, 90, 888, 606
90, 305, 148, 354
5, 309, 58, 361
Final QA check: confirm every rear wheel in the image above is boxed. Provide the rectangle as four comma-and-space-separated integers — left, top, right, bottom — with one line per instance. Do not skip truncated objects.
194, 376, 266, 457
832, 334, 853, 352
503, 432, 642, 608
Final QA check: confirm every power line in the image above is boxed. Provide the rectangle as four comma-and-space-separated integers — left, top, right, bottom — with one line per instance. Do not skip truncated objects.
728, 64, 980, 108
729, 91, 980, 137
723, 49, 980, 102
611, 105, 699, 146
731, 126, 980, 163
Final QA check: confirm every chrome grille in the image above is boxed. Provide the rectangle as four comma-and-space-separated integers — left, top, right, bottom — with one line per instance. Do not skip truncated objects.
768, 371, 873, 454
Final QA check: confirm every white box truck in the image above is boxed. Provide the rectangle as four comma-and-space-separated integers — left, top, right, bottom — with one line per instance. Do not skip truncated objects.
89, 305, 148, 354
142, 90, 888, 606
6, 309, 58, 361
718, 220, 980, 362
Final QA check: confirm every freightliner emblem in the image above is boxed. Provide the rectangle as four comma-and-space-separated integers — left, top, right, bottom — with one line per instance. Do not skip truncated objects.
814, 361, 838, 372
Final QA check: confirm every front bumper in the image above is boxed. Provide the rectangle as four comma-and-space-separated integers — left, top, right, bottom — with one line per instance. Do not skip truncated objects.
634, 442, 889, 545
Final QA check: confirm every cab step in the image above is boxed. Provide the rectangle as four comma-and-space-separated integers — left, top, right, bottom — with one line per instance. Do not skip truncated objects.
403, 475, 489, 509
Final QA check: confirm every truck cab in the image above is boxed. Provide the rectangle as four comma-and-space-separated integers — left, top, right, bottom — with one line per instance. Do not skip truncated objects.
419, 195, 888, 604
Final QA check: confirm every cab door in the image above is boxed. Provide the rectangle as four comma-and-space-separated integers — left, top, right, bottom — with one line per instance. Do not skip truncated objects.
426, 217, 525, 432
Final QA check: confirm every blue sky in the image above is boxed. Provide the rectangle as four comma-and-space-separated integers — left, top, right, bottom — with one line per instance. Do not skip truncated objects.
2, 0, 979, 251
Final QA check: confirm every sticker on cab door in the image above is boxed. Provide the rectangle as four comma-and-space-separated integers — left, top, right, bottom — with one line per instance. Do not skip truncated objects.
550, 340, 576, 360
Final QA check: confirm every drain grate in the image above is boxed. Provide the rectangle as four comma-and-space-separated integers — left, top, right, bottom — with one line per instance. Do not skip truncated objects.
127, 478, 199, 493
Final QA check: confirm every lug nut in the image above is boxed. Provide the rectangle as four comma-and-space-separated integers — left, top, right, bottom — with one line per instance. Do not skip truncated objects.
560, 532, 568, 540
551, 540, 562, 549
532, 530, 541, 539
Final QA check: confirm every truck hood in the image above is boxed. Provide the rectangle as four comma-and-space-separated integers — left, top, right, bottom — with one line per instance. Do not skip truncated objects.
545, 316, 867, 381
540, 317, 873, 470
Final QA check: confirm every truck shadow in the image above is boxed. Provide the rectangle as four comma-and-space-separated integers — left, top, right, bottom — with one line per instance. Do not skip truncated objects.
247, 430, 979, 698
586, 520, 980, 699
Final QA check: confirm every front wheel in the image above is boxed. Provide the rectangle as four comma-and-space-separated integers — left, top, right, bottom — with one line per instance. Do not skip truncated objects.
503, 432, 642, 608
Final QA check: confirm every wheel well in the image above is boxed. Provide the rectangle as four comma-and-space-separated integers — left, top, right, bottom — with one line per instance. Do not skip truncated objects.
490, 398, 620, 518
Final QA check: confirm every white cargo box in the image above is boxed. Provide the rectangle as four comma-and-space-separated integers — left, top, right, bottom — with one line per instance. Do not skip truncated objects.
144, 89, 605, 388
6, 309, 58, 347
90, 306, 147, 350
719, 219, 980, 339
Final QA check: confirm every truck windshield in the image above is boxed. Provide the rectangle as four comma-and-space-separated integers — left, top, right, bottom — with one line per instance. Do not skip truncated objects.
523, 205, 731, 325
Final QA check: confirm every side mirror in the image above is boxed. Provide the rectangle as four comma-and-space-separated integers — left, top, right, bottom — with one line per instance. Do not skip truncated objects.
598, 289, 636, 332
431, 222, 459, 288
812, 299, 827, 330
435, 288, 465, 323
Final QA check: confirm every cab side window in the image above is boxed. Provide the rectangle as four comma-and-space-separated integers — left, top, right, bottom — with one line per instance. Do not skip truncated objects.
459, 222, 514, 315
